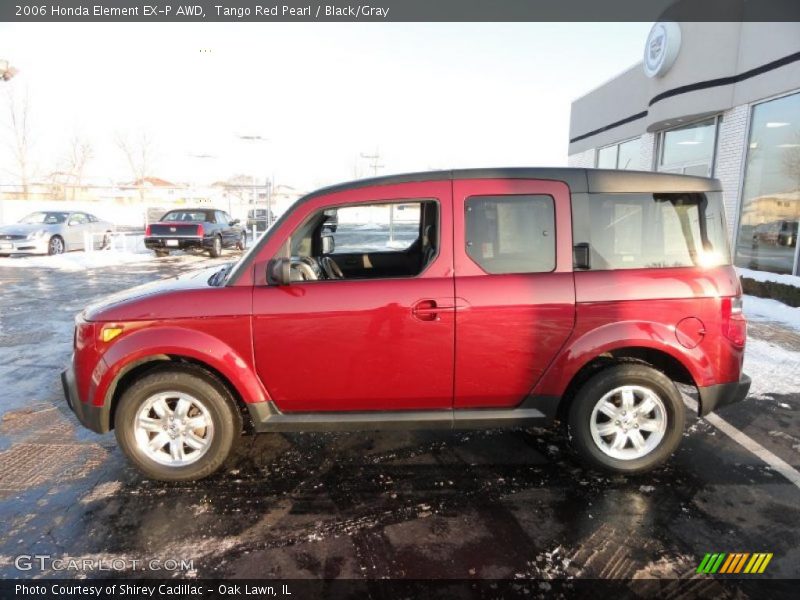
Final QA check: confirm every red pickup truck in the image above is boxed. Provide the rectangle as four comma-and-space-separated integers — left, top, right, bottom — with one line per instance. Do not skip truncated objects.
62, 169, 750, 481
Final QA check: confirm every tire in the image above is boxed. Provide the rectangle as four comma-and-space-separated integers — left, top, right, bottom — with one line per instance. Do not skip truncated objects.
48, 235, 65, 255
209, 235, 222, 258
114, 365, 242, 481
568, 363, 685, 474
236, 232, 246, 251
155, 249, 170, 258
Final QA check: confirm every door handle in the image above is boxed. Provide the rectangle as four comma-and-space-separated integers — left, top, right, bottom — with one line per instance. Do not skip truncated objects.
412, 299, 454, 322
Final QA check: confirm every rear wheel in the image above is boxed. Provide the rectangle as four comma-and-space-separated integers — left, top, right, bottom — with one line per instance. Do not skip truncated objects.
209, 235, 223, 258
48, 235, 65, 255
236, 232, 246, 251
114, 366, 241, 481
568, 364, 685, 474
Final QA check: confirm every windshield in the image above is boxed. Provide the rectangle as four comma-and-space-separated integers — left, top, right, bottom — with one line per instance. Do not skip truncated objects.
19, 212, 69, 225
161, 211, 210, 222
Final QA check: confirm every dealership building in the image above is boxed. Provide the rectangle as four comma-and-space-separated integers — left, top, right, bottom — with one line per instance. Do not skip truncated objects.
568, 22, 800, 276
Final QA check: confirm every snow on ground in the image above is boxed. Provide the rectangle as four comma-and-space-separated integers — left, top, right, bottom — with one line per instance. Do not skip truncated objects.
737, 267, 800, 288
744, 295, 800, 331
0, 249, 154, 271
744, 336, 800, 399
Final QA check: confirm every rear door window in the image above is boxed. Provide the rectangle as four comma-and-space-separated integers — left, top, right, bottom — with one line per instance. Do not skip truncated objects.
464, 195, 555, 274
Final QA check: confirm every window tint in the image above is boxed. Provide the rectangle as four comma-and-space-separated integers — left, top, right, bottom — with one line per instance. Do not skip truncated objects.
572, 192, 731, 270
465, 195, 555, 274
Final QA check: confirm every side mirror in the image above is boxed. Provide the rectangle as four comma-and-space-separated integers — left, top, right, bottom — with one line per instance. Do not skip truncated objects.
573, 243, 591, 270
267, 258, 291, 285
321, 234, 335, 255
230, 219, 240, 226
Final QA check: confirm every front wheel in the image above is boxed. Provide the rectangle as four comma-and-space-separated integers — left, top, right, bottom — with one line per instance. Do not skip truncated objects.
236, 232, 246, 251
48, 235, 65, 255
568, 364, 685, 474
114, 366, 241, 481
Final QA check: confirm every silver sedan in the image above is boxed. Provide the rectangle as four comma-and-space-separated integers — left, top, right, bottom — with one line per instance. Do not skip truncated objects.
0, 211, 115, 256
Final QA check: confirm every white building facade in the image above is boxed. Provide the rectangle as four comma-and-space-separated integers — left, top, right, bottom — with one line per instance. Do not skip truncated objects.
568, 22, 800, 276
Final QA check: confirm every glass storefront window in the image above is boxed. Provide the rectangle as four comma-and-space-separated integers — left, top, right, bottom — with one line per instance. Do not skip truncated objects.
616, 139, 640, 170
734, 91, 800, 275
658, 118, 718, 176
597, 145, 618, 169
596, 138, 640, 170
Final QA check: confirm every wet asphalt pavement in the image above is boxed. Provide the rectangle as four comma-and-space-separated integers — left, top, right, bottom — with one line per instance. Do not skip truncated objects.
0, 251, 799, 589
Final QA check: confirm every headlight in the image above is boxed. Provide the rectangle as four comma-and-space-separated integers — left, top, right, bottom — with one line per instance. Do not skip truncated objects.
26, 230, 47, 240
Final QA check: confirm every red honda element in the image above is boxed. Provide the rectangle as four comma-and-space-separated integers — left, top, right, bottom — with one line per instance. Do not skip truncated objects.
62, 169, 750, 481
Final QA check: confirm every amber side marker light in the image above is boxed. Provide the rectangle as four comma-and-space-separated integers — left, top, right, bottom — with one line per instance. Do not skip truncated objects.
100, 326, 124, 343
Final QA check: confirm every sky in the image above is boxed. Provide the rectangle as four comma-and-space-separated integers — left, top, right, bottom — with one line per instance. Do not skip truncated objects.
0, 22, 652, 192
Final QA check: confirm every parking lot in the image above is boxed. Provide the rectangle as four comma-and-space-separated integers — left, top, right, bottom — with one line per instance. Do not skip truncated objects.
0, 250, 799, 588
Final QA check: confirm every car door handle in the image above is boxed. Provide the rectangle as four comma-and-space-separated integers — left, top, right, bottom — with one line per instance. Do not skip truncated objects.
412, 299, 455, 322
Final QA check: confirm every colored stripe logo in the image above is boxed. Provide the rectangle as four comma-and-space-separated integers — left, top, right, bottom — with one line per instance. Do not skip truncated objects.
697, 552, 773, 574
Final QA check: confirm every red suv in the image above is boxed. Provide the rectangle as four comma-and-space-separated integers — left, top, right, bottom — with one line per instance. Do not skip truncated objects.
62, 169, 750, 481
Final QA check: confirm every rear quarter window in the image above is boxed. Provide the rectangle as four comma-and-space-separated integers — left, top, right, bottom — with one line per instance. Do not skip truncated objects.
572, 192, 730, 270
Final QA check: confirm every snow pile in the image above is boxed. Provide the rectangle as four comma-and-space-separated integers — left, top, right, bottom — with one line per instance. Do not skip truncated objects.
744, 295, 800, 331
0, 249, 154, 271
737, 267, 800, 288
744, 337, 800, 399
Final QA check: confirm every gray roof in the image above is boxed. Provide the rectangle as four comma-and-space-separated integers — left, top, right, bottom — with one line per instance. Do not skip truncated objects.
302, 168, 722, 199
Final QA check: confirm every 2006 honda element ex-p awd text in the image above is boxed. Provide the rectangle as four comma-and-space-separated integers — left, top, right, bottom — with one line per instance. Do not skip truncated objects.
62, 168, 751, 481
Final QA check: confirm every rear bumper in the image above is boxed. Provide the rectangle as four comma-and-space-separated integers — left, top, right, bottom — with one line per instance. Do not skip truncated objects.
144, 236, 210, 251
61, 358, 110, 434
697, 374, 752, 417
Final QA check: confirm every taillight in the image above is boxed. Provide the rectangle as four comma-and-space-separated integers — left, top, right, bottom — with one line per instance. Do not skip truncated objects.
145, 224, 151, 236
197, 224, 205, 236
722, 296, 746, 347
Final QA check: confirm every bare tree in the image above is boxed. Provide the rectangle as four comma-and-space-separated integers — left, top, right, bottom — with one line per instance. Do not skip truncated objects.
62, 135, 94, 200
115, 130, 156, 200
3, 86, 34, 198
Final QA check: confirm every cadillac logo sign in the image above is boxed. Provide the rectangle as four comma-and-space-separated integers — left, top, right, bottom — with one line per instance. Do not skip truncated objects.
643, 22, 681, 78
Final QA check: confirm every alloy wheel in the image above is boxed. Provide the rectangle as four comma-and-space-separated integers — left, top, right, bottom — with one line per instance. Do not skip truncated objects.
589, 385, 667, 460
133, 392, 214, 467
49, 237, 64, 255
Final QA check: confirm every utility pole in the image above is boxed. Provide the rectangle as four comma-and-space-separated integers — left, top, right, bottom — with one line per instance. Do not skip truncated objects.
360, 149, 393, 240
360, 149, 384, 177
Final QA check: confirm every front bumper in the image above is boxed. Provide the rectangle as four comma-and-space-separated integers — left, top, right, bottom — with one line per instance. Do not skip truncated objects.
61, 358, 110, 434
697, 374, 752, 417
0, 237, 48, 255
